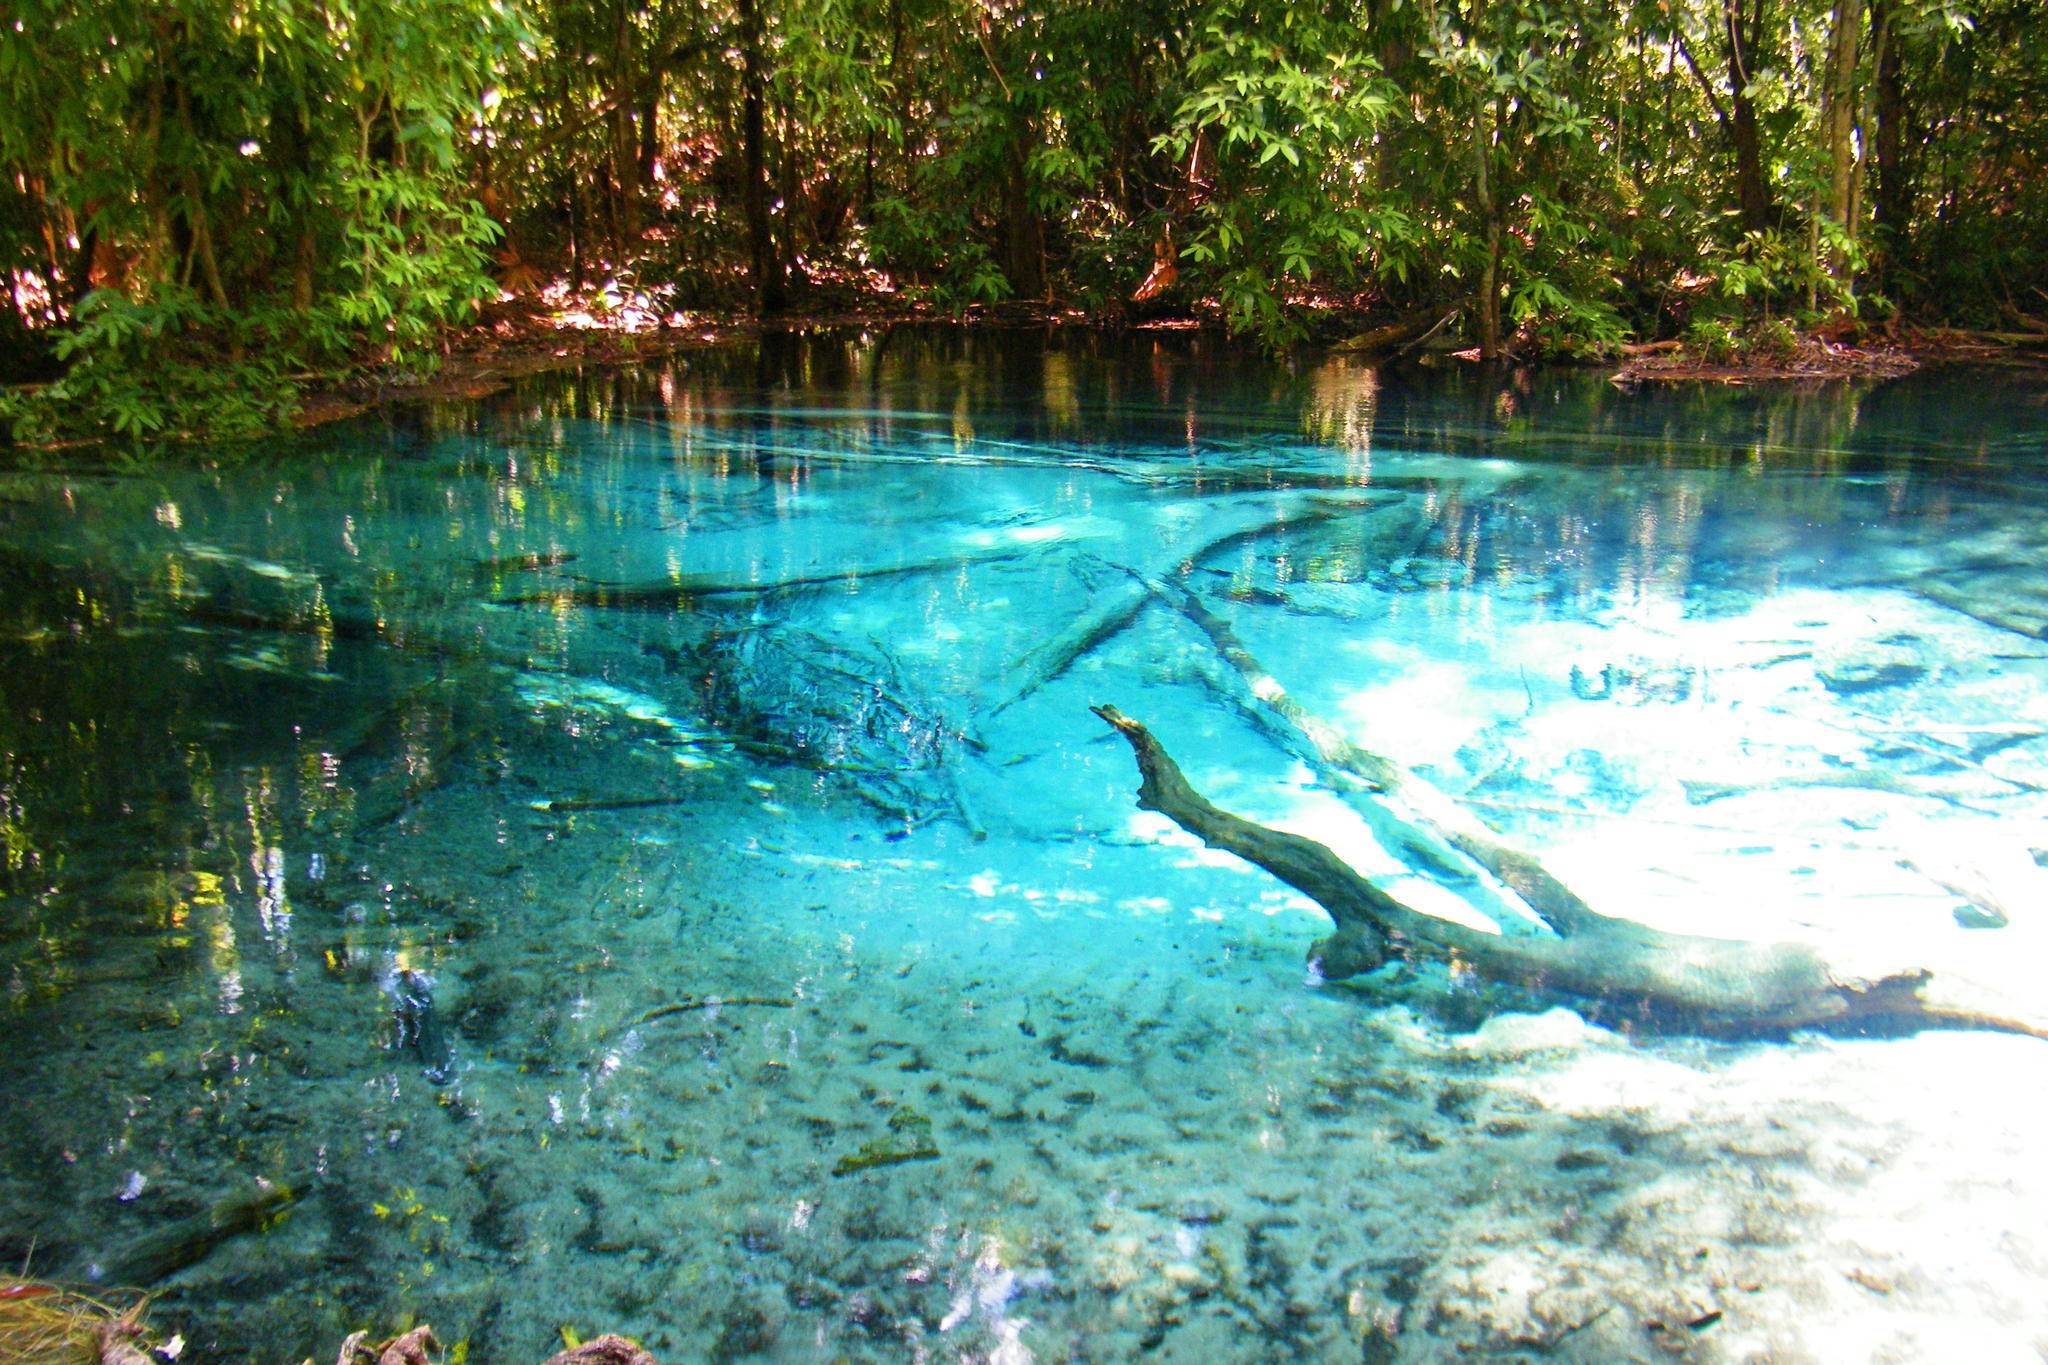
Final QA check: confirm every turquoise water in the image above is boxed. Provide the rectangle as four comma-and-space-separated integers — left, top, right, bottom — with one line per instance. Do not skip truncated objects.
4, 330, 2048, 1361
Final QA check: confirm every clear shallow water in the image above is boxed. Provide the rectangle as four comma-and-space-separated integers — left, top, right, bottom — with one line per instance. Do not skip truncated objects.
4, 330, 2048, 1361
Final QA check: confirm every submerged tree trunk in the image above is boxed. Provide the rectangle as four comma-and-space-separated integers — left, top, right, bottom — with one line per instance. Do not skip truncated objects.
1092, 705, 2048, 1040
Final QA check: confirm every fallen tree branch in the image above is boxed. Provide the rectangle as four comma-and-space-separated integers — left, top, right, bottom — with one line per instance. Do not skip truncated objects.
976, 492, 1409, 726
534, 795, 698, 814
1152, 576, 1598, 932
1330, 305, 1465, 359
977, 556, 1153, 724
497, 542, 1037, 610
633, 996, 795, 1025
1091, 704, 2047, 1038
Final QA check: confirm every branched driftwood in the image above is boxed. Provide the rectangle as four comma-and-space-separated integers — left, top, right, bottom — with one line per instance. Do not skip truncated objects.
1092, 705, 2048, 1038
1142, 572, 1575, 931
976, 492, 1407, 726
977, 556, 1152, 725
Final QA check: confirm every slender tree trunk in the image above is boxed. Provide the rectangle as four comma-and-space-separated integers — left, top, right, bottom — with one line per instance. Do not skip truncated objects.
1724, 0, 1774, 234
1806, 189, 1822, 313
1368, 0, 1413, 188
638, 85, 660, 188
169, 78, 230, 311
1479, 219, 1502, 356
1002, 124, 1046, 299
1869, 0, 1908, 282
1659, 36, 1674, 196
189, 206, 230, 310
554, 57, 585, 292
608, 0, 636, 261
567, 179, 586, 291
69, 221, 101, 304
860, 126, 877, 222
1472, 84, 1502, 358
890, 0, 914, 204
1822, 0, 1863, 285
736, 0, 785, 311
777, 94, 805, 294
277, 98, 318, 311
142, 39, 177, 297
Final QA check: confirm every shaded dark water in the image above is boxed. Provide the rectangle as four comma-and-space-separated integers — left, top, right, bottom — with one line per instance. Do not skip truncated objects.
3, 329, 2046, 1361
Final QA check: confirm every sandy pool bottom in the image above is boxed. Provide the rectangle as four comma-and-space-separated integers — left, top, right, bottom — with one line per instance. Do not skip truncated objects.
53, 731, 2026, 1365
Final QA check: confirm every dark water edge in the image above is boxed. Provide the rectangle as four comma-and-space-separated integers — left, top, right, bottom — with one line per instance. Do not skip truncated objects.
3, 327, 2047, 1361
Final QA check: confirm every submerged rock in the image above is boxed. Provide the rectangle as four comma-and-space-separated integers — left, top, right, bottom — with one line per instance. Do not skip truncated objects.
540, 1336, 657, 1365
1568, 657, 1696, 705
1814, 640, 1926, 695
1453, 1007, 1604, 1061
1416, 1246, 1618, 1354
391, 969, 455, 1084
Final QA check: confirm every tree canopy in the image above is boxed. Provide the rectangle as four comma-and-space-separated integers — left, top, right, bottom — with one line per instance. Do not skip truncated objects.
2, 0, 2044, 438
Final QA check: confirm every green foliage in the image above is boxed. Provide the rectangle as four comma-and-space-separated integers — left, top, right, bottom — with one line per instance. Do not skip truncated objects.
1684, 317, 1741, 365
1160, 1, 1410, 347
1510, 278, 1631, 356
333, 161, 502, 373
866, 197, 1013, 310
0, 0, 522, 443
1679, 314, 1800, 365
3, 0, 2045, 445
1749, 316, 1801, 358
0, 289, 299, 446
1701, 227, 1865, 323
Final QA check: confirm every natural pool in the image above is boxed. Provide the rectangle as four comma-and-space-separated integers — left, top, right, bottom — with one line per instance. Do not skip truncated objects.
3, 329, 2047, 1362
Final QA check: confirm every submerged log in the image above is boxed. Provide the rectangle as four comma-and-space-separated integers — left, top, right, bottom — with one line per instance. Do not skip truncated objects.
977, 560, 1151, 724
1091, 704, 2048, 1039
496, 542, 1036, 611
976, 492, 1406, 728
1147, 573, 1570, 927
1330, 306, 1464, 359
92, 1179, 299, 1287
